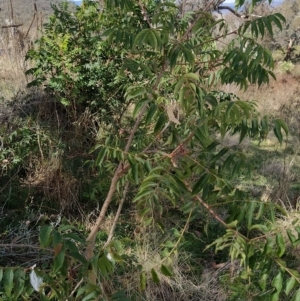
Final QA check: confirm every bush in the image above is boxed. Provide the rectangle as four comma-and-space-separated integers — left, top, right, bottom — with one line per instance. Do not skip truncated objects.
26, 1, 133, 126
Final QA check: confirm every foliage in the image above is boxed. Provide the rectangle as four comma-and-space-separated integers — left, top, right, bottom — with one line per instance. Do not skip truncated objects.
26, 1, 137, 126
3, 0, 300, 300
278, 61, 295, 73
0, 222, 127, 301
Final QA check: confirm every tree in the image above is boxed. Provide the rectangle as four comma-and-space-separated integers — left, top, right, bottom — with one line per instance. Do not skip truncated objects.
5, 0, 300, 300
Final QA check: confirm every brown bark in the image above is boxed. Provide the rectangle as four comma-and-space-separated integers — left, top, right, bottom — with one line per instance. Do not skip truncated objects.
85, 104, 148, 260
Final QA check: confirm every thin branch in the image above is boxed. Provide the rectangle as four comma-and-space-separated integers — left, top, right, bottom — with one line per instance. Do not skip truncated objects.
85, 103, 148, 259
2, 24, 22, 29
85, 62, 168, 262
0, 243, 52, 251
68, 278, 84, 299
218, 5, 242, 18
103, 182, 130, 249
9, 0, 14, 22
184, 183, 248, 241
24, 4, 37, 39
161, 206, 193, 263
138, 0, 153, 28
181, 0, 220, 42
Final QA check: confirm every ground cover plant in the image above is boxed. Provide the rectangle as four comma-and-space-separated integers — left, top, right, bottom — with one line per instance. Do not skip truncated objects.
3, 0, 300, 300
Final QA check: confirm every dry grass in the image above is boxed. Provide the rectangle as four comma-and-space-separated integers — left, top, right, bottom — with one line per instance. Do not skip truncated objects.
221, 72, 299, 118
23, 157, 80, 212
0, 27, 31, 99
272, 204, 300, 260
117, 231, 229, 301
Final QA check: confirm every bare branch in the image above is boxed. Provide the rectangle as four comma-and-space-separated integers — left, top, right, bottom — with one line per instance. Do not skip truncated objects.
2, 24, 23, 29
103, 182, 130, 249
218, 5, 242, 17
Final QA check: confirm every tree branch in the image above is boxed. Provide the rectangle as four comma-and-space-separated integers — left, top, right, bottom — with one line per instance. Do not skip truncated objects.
103, 181, 129, 249
2, 24, 22, 29
85, 104, 147, 259
218, 5, 242, 18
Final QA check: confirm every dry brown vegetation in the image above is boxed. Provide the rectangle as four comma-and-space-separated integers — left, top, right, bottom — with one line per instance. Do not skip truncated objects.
0, 0, 64, 26
0, 0, 67, 99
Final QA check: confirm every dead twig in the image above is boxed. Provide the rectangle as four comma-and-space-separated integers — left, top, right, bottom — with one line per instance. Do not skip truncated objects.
1, 24, 23, 29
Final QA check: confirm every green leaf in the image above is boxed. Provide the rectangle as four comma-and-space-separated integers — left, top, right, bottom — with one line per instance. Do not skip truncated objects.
82, 291, 98, 301
53, 244, 66, 273
285, 277, 296, 296
269, 14, 282, 31
172, 175, 187, 193
276, 233, 285, 257
264, 17, 273, 36
134, 28, 161, 50
184, 72, 199, 81
239, 118, 248, 143
289, 269, 300, 278
125, 86, 147, 102
145, 104, 157, 126
63, 232, 85, 244
13, 269, 25, 301
263, 236, 274, 255
133, 98, 149, 118
133, 189, 154, 203
154, 113, 167, 135
131, 163, 139, 184
98, 254, 114, 278
192, 173, 209, 195
210, 147, 229, 164
274, 120, 283, 144
174, 78, 185, 96
271, 292, 279, 301
96, 147, 107, 167
260, 116, 269, 140
140, 271, 147, 291
52, 230, 63, 247
0, 269, 3, 282
293, 288, 300, 301
65, 240, 79, 254
58, 224, 77, 232
255, 202, 265, 220
39, 225, 52, 248
287, 229, 297, 246
275, 119, 288, 136
247, 201, 255, 229
70, 251, 88, 265
162, 240, 176, 248
143, 160, 152, 173
151, 268, 160, 284
250, 224, 268, 232
160, 264, 173, 277
227, 220, 238, 228
274, 12, 286, 23
259, 273, 268, 290
4, 268, 14, 297
272, 272, 283, 293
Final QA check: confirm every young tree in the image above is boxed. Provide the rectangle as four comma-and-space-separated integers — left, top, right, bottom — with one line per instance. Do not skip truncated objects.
9, 0, 300, 300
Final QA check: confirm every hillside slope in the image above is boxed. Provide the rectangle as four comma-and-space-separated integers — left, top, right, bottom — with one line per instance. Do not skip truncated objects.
0, 0, 66, 26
